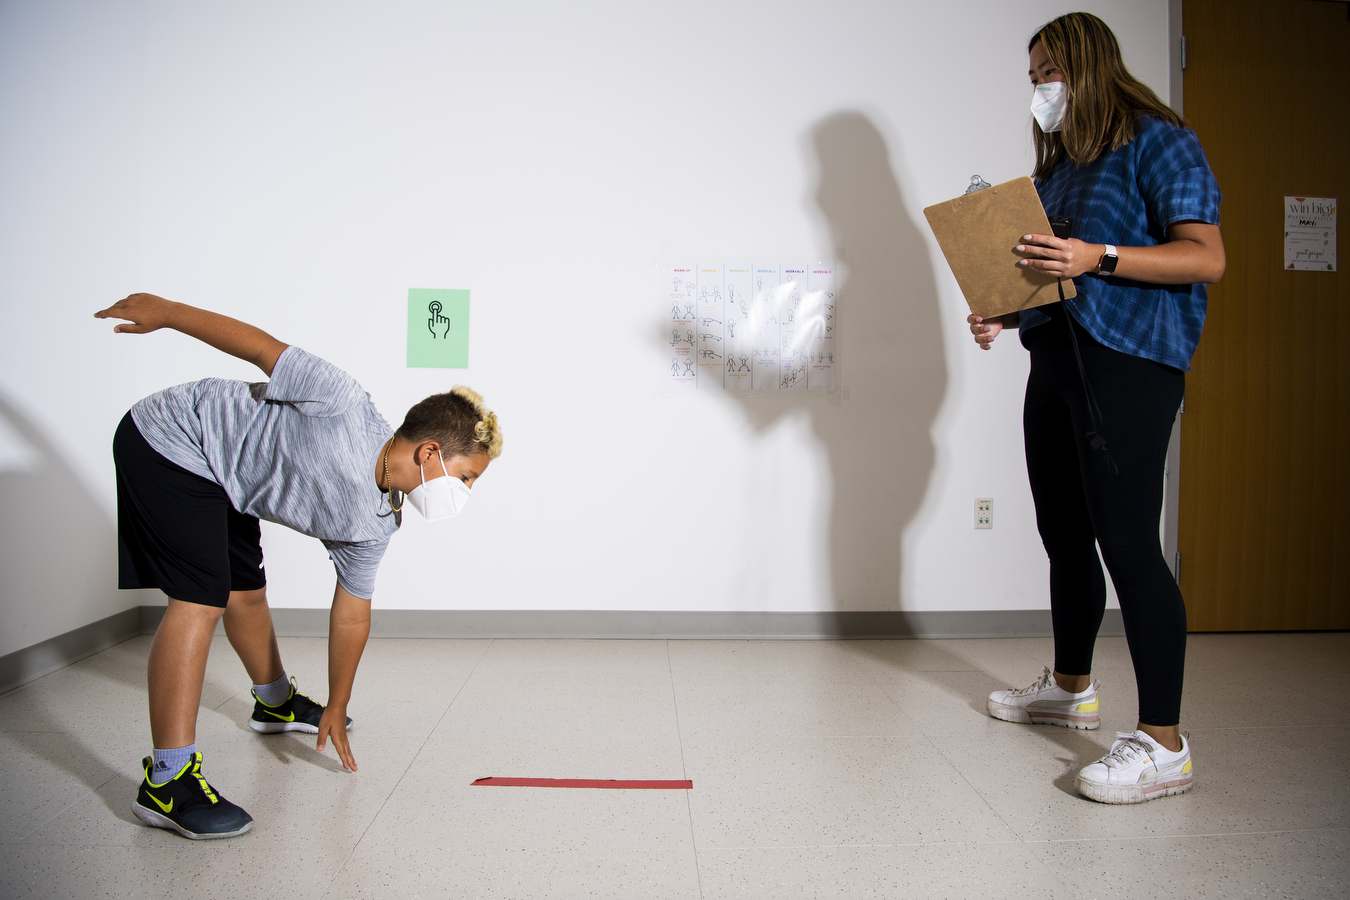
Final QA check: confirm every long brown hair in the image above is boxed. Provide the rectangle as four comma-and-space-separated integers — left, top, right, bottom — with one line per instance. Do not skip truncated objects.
1029, 12, 1185, 179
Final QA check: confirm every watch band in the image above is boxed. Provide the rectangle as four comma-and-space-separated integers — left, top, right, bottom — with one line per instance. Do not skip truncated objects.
1098, 244, 1119, 276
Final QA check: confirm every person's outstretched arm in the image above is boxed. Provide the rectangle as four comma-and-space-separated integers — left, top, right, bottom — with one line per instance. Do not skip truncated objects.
94, 293, 288, 377
316, 582, 370, 772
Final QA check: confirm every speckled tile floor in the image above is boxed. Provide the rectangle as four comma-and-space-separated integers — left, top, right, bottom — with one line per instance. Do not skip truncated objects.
1, 632, 1347, 899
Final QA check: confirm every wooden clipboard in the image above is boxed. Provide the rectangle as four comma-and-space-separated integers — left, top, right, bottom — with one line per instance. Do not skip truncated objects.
923, 176, 1075, 318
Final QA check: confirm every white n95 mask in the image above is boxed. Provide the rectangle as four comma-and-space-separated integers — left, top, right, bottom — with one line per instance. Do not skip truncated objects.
1031, 82, 1067, 133
406, 453, 472, 521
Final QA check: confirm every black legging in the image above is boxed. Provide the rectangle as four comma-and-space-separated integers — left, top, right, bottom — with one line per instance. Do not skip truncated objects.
1023, 306, 1187, 726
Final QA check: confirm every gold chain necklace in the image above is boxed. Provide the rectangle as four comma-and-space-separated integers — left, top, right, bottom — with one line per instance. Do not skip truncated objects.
383, 437, 404, 512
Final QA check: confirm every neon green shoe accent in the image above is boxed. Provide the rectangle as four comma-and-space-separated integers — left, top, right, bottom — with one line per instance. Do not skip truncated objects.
187, 754, 219, 804
1076, 699, 1099, 712
251, 679, 297, 710
147, 792, 174, 813
1182, 758, 1193, 774
144, 755, 195, 788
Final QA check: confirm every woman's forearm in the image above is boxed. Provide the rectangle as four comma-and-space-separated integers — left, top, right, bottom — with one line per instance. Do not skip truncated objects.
166, 302, 289, 376
327, 584, 371, 709
1101, 222, 1226, 284
1018, 222, 1226, 286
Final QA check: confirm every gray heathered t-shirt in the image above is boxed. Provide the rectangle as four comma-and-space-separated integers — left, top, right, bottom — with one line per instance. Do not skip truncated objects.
130, 346, 398, 599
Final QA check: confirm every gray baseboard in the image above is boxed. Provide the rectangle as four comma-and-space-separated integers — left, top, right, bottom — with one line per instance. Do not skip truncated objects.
135, 605, 1125, 641
0, 607, 142, 695
4, 606, 1126, 695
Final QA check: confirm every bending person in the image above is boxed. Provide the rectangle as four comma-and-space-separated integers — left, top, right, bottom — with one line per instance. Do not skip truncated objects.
96, 292, 503, 838
968, 13, 1224, 804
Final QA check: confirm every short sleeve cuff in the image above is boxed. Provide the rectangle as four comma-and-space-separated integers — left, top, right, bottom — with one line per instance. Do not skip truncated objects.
1154, 168, 1222, 231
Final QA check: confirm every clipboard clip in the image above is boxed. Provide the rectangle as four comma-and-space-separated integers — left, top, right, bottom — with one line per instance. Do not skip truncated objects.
963, 175, 993, 194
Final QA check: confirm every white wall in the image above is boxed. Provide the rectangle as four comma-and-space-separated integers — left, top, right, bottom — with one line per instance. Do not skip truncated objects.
0, 0, 1172, 656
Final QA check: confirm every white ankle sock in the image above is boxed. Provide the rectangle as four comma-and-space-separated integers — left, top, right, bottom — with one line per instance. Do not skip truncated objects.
253, 673, 291, 707
1053, 677, 1094, 697
1138, 730, 1187, 759
149, 744, 195, 784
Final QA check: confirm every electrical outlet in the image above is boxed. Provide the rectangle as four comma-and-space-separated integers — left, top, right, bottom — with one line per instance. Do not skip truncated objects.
975, 498, 992, 529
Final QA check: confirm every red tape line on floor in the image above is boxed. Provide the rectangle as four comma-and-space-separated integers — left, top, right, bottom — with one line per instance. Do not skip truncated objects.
472, 777, 693, 789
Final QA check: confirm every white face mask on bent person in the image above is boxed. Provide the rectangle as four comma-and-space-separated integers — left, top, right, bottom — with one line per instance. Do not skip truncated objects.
1031, 81, 1067, 133
405, 452, 472, 521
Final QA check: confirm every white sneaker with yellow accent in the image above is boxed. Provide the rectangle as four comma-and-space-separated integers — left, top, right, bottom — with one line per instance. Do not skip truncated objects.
1076, 730, 1193, 804
987, 666, 1101, 730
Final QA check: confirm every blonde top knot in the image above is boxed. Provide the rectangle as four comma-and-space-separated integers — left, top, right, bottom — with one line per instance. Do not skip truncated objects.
450, 385, 503, 459
397, 385, 503, 462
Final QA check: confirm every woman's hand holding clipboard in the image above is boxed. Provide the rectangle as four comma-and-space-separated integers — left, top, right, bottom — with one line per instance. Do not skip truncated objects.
923, 176, 1076, 320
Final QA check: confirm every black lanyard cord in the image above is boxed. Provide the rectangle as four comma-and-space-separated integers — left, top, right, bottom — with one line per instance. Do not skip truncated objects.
1060, 280, 1119, 476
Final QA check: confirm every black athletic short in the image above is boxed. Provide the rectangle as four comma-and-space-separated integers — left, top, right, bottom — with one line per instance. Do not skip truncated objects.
114, 412, 266, 607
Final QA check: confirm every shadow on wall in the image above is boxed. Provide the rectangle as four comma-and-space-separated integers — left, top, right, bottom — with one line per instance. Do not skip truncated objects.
0, 391, 127, 656
727, 111, 948, 613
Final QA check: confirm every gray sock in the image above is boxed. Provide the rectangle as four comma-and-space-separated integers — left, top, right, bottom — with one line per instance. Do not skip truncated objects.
253, 672, 291, 707
149, 744, 195, 784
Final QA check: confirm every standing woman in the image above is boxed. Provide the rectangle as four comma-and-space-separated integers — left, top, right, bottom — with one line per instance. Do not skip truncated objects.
971, 12, 1224, 804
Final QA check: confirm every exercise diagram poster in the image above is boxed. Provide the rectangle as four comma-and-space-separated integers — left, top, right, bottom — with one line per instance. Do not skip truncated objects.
664, 261, 835, 391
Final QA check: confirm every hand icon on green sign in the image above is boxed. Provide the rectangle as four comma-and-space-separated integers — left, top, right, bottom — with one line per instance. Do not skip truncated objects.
408, 289, 469, 368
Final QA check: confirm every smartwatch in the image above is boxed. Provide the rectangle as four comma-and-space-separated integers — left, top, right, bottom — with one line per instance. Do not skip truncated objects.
1098, 244, 1119, 276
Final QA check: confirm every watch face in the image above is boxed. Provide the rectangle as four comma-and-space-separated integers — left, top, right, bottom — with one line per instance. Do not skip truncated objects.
1101, 253, 1119, 275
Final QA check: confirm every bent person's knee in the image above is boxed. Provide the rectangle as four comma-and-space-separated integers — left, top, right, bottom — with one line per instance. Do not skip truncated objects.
226, 587, 269, 609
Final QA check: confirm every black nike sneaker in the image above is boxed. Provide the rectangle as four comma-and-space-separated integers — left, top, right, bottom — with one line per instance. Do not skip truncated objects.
249, 676, 353, 735
132, 753, 253, 840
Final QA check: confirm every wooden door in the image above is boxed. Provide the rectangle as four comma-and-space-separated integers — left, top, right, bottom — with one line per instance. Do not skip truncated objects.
1179, 0, 1349, 630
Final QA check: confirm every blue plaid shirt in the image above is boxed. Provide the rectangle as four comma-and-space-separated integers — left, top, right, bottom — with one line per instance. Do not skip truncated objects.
1019, 117, 1222, 371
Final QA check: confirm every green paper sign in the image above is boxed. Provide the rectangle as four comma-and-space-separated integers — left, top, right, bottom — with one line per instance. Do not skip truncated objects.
407, 288, 469, 368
